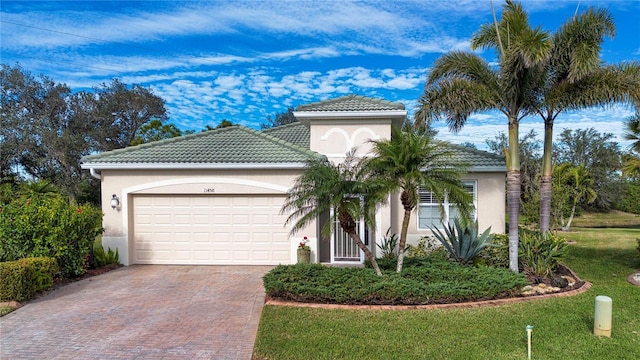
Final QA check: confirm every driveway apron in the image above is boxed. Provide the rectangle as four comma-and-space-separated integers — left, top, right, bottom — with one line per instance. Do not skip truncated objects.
0, 265, 272, 360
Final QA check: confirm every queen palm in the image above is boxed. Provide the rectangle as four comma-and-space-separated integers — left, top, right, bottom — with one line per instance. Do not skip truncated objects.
535, 7, 640, 234
416, 0, 550, 272
365, 126, 472, 273
281, 151, 387, 276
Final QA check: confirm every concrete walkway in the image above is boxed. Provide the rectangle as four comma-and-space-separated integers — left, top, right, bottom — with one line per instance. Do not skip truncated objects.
1, 265, 272, 360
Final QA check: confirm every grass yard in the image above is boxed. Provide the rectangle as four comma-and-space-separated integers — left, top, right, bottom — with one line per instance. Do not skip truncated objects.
571, 210, 640, 228
253, 227, 640, 360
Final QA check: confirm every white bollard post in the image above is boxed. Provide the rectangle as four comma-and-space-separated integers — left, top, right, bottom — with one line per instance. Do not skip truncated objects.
594, 295, 612, 337
526, 325, 533, 360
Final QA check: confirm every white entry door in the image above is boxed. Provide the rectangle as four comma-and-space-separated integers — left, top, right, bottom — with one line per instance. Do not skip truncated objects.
331, 214, 366, 263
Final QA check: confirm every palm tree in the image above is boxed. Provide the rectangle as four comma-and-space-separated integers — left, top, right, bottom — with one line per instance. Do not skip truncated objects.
553, 164, 596, 231
17, 180, 61, 203
623, 112, 640, 178
365, 126, 472, 273
416, 0, 550, 272
535, 7, 640, 234
281, 151, 388, 276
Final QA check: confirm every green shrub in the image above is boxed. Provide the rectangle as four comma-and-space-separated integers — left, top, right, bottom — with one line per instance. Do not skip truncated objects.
0, 194, 103, 277
0, 257, 58, 302
0, 260, 34, 302
431, 219, 495, 265
476, 234, 510, 268
94, 244, 120, 267
518, 230, 568, 279
264, 260, 527, 305
405, 236, 441, 258
19, 257, 59, 292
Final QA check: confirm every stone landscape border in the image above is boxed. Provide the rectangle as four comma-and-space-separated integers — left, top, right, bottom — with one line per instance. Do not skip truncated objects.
265, 266, 595, 311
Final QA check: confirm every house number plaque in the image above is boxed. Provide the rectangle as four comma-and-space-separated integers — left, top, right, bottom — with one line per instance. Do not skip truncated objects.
203, 188, 215, 193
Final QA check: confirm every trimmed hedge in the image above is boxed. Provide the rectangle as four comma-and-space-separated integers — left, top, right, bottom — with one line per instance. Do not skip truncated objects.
0, 257, 59, 302
263, 259, 528, 305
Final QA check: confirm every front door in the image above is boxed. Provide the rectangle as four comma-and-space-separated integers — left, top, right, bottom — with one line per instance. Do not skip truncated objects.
331, 215, 366, 263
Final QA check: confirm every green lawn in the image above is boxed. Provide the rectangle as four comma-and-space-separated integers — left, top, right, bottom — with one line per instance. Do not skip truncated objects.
253, 228, 640, 360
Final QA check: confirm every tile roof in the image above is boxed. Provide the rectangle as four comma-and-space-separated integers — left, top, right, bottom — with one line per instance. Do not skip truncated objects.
296, 94, 405, 112
81, 125, 322, 166
261, 122, 309, 148
81, 95, 503, 172
445, 143, 506, 170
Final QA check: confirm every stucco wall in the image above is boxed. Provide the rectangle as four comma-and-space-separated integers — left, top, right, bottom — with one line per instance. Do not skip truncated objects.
393, 172, 506, 247
308, 119, 393, 163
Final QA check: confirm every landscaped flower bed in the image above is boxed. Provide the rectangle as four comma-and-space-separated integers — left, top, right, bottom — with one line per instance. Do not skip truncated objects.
263, 258, 529, 306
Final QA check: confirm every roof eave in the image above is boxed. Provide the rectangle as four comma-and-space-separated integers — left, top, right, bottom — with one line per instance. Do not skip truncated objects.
81, 162, 309, 170
294, 110, 407, 121
468, 166, 507, 172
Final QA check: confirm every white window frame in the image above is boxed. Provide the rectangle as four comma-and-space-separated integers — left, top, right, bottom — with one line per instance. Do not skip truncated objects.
417, 180, 477, 230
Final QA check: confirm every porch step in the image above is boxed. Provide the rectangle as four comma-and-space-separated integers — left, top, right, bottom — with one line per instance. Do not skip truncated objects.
320, 262, 364, 268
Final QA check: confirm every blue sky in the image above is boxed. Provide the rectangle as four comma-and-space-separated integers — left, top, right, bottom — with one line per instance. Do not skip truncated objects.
1, 0, 639, 150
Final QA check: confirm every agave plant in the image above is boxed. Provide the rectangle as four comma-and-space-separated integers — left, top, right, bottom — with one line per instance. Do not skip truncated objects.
431, 219, 494, 265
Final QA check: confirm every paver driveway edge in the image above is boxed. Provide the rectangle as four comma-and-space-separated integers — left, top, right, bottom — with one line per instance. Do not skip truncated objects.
1, 265, 273, 360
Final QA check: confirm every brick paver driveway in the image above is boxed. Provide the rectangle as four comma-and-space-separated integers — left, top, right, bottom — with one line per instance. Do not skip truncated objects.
1, 265, 272, 360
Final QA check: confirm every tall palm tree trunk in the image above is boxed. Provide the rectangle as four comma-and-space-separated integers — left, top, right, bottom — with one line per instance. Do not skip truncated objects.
339, 208, 382, 276
347, 230, 382, 276
395, 208, 412, 273
507, 170, 521, 273
539, 119, 554, 234
507, 121, 521, 273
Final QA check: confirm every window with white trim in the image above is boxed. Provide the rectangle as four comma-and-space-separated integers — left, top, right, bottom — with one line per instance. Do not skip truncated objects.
417, 180, 477, 230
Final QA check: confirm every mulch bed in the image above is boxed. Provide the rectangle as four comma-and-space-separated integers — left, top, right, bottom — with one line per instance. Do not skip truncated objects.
51, 263, 123, 290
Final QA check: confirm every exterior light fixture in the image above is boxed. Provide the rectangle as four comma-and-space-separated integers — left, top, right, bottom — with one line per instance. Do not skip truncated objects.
110, 194, 120, 210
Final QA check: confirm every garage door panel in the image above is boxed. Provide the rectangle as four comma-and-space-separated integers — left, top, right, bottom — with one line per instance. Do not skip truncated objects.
193, 214, 211, 224
133, 195, 290, 265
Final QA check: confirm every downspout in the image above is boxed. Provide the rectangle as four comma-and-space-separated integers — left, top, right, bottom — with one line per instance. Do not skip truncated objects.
89, 167, 102, 180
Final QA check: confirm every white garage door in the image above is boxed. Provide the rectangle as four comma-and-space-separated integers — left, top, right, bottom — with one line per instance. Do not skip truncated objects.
132, 195, 290, 265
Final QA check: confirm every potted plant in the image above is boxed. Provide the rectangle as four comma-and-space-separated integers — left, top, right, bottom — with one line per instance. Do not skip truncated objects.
297, 236, 311, 264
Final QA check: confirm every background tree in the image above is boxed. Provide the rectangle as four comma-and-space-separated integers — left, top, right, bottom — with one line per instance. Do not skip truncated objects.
131, 119, 183, 145
1, 63, 169, 201
261, 107, 298, 129
366, 126, 472, 273
216, 119, 234, 128
418, 0, 550, 272
458, 142, 477, 149
282, 151, 388, 276
94, 78, 168, 151
533, 7, 639, 234
554, 128, 622, 211
1, 64, 95, 200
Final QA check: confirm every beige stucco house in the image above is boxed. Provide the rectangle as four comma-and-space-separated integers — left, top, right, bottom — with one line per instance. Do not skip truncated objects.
81, 95, 506, 266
